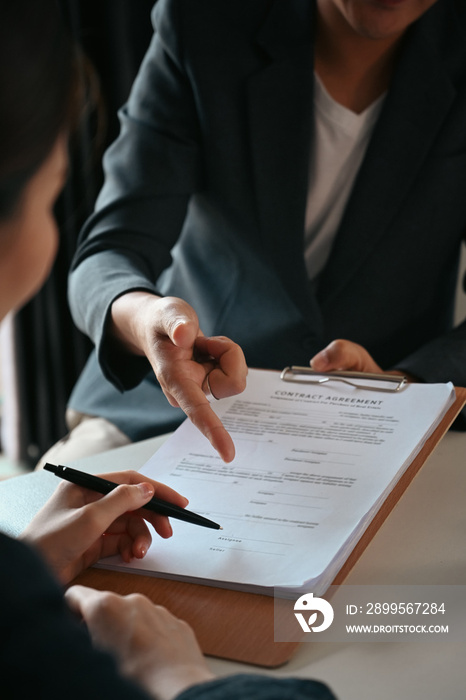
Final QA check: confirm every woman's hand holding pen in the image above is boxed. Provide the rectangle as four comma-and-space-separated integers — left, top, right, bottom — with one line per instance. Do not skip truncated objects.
110, 292, 248, 462
20, 470, 188, 585
65, 585, 214, 700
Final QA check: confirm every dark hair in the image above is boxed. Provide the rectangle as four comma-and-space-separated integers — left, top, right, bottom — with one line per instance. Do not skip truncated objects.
0, 1, 78, 219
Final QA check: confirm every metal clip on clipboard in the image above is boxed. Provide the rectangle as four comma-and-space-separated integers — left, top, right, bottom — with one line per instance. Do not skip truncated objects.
280, 366, 407, 393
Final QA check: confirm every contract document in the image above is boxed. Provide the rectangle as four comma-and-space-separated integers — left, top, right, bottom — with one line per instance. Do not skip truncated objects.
99, 369, 455, 596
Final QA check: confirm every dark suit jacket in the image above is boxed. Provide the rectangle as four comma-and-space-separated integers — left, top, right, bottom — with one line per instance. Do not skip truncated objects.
0, 533, 335, 699
69, 0, 466, 439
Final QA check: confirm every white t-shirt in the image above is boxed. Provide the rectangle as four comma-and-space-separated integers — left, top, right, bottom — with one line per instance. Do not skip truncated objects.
304, 73, 385, 280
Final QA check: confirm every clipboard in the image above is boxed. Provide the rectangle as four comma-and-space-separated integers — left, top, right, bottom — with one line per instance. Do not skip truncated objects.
73, 375, 466, 668
280, 366, 407, 392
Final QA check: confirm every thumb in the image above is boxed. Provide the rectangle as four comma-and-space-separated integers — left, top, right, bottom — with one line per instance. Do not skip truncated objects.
155, 297, 200, 349
171, 317, 199, 349
310, 339, 359, 372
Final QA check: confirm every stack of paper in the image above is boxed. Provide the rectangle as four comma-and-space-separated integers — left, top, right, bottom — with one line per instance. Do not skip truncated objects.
99, 368, 455, 596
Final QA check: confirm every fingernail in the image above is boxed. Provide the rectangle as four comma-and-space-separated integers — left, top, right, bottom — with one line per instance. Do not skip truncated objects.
138, 483, 154, 499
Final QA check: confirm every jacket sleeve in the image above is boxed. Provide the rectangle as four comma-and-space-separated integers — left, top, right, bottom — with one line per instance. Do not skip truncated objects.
68, 0, 203, 390
177, 675, 338, 700
392, 303, 466, 429
0, 534, 153, 700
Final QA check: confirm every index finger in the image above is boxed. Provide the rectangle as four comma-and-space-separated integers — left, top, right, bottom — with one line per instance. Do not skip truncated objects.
170, 379, 236, 462
91, 471, 188, 538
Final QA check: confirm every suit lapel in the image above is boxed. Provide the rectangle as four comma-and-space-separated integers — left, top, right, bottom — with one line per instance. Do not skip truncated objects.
246, 0, 457, 322
317, 20, 457, 305
247, 0, 317, 321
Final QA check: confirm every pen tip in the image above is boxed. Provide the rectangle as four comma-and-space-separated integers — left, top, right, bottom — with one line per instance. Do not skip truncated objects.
219, 526, 223, 530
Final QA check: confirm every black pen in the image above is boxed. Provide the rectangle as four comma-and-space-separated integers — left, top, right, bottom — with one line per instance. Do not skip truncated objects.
44, 463, 222, 530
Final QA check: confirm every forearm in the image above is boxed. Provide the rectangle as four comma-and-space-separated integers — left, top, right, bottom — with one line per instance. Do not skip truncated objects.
69, 2, 202, 347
